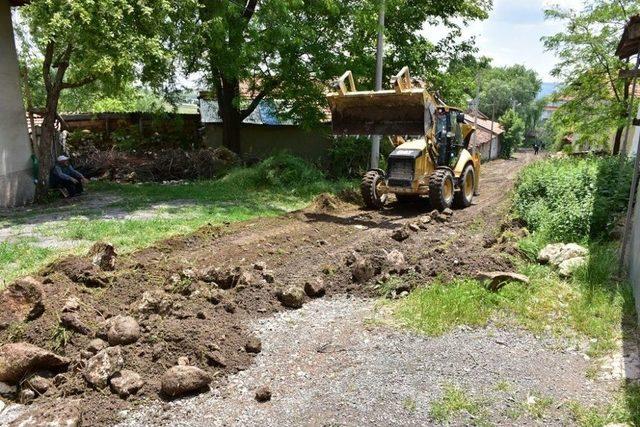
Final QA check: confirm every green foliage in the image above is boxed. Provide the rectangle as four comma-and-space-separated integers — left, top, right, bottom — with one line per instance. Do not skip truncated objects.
499, 109, 525, 159
327, 136, 393, 179
568, 383, 640, 427
430, 383, 486, 423
543, 0, 640, 152
0, 240, 55, 285
478, 65, 542, 121
513, 156, 633, 242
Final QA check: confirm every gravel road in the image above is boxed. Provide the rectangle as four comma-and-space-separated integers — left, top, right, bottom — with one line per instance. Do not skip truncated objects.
118, 296, 613, 427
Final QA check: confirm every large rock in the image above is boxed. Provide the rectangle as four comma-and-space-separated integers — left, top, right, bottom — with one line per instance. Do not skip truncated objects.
110, 369, 144, 398
476, 271, 530, 291
0, 277, 44, 329
351, 256, 375, 283
0, 343, 70, 385
559, 257, 588, 277
84, 346, 124, 389
60, 313, 91, 335
199, 266, 240, 289
136, 290, 173, 315
384, 249, 406, 273
277, 286, 306, 309
160, 366, 211, 399
106, 315, 140, 346
88, 242, 117, 271
538, 243, 588, 266
304, 278, 326, 298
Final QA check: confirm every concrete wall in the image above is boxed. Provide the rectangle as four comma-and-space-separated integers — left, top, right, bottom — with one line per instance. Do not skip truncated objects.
204, 123, 332, 162
630, 180, 640, 318
0, 3, 34, 207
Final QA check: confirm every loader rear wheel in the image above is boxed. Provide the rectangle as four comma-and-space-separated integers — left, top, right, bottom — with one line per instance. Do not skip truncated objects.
361, 170, 388, 209
429, 169, 455, 211
454, 165, 475, 208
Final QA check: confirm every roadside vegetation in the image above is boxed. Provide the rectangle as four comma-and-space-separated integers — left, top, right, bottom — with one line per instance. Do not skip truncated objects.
0, 154, 354, 285
391, 155, 638, 426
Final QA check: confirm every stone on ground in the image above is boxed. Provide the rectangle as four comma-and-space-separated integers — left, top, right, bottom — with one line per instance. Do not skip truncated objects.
277, 286, 306, 309
559, 257, 588, 277
110, 370, 144, 398
304, 278, 326, 298
136, 290, 173, 315
384, 249, 406, 274
7, 399, 82, 426
26, 375, 53, 394
351, 256, 375, 283
87, 338, 108, 354
160, 366, 212, 399
538, 243, 588, 266
0, 343, 70, 385
88, 242, 117, 271
476, 271, 530, 291
245, 337, 262, 354
255, 385, 272, 402
391, 226, 410, 242
0, 277, 44, 330
106, 315, 140, 346
60, 313, 91, 335
84, 346, 124, 389
0, 381, 17, 399
61, 296, 81, 313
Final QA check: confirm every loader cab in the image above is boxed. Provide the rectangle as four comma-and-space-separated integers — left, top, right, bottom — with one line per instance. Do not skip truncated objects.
436, 108, 464, 167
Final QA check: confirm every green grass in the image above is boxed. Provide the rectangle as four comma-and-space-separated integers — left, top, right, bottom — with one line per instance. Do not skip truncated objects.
0, 154, 354, 285
392, 244, 633, 358
568, 383, 640, 427
430, 383, 487, 424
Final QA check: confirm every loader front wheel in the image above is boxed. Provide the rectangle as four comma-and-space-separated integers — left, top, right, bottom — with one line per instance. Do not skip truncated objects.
361, 170, 388, 209
429, 169, 455, 211
454, 164, 475, 208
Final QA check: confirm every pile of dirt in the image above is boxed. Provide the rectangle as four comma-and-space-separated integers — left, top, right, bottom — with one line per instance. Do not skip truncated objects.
71, 147, 239, 182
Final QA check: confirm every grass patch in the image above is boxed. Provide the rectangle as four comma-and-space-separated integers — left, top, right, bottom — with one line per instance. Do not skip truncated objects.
430, 383, 486, 423
568, 383, 640, 427
1, 154, 354, 284
391, 244, 633, 358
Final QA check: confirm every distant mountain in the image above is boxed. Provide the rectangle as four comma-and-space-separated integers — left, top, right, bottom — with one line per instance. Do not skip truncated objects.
537, 82, 560, 100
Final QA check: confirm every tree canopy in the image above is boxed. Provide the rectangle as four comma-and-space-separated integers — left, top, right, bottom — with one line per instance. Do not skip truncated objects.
543, 0, 640, 153
477, 65, 542, 122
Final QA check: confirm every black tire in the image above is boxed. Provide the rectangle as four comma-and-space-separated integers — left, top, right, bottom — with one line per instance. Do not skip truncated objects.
454, 164, 475, 208
361, 170, 388, 209
429, 169, 455, 211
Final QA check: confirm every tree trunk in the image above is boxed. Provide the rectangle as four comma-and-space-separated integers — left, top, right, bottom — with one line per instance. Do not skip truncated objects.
613, 77, 632, 155
34, 89, 61, 202
613, 127, 623, 155
218, 77, 242, 154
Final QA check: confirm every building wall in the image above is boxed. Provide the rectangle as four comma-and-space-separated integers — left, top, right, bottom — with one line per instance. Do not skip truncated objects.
630, 182, 640, 320
0, 2, 34, 207
203, 123, 332, 162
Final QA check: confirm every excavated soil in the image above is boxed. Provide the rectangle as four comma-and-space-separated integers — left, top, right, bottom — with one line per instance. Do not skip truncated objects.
0, 152, 534, 426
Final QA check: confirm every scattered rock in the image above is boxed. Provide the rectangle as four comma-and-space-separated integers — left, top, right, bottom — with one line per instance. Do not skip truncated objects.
262, 271, 275, 284
136, 290, 173, 315
87, 338, 108, 354
61, 297, 81, 313
245, 337, 262, 354
0, 343, 70, 385
442, 208, 454, 216
483, 236, 498, 248
304, 278, 326, 298
160, 366, 212, 399
26, 375, 52, 394
253, 262, 267, 271
60, 313, 91, 335
391, 226, 410, 242
408, 223, 420, 232
351, 255, 375, 283
177, 356, 190, 366
277, 286, 306, 309
199, 266, 239, 289
0, 277, 44, 329
110, 370, 144, 398
384, 249, 406, 274
84, 346, 124, 389
236, 271, 254, 287
255, 385, 272, 402
419, 215, 432, 229
0, 381, 17, 399
88, 242, 117, 271
476, 271, 530, 291
559, 257, 588, 277
206, 351, 227, 368
538, 243, 588, 266
106, 315, 140, 346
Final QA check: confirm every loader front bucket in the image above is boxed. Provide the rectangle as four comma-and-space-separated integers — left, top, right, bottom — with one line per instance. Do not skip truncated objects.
327, 89, 434, 136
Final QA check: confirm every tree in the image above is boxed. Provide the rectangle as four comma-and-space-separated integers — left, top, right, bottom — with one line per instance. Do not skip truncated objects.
173, 0, 491, 154
477, 65, 542, 121
543, 0, 640, 154
499, 108, 525, 158
19, 0, 172, 201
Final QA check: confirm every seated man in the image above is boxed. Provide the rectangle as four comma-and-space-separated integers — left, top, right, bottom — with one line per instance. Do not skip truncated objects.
50, 155, 88, 197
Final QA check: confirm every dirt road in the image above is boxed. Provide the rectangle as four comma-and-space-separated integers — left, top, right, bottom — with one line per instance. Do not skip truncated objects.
3, 151, 612, 426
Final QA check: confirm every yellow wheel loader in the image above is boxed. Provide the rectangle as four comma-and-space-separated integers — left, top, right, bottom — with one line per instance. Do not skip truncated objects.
327, 67, 481, 211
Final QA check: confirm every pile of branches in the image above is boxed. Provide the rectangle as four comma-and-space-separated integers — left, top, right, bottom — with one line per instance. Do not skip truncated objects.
71, 146, 240, 183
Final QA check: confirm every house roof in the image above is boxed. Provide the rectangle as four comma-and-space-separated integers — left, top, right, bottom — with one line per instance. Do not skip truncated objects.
617, 15, 640, 59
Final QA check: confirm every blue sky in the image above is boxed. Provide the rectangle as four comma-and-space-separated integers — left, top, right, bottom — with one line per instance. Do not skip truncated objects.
423, 0, 584, 82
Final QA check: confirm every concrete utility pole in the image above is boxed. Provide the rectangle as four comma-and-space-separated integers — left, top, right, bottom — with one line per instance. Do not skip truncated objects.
370, 0, 385, 169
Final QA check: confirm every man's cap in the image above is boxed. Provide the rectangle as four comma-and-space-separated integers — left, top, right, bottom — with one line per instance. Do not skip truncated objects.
57, 155, 70, 162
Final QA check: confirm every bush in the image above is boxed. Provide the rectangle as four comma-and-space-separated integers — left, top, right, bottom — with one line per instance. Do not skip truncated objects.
499, 108, 525, 159
513, 156, 633, 242
327, 136, 393, 178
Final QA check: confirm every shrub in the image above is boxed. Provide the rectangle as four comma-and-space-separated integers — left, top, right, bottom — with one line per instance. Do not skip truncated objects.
513, 156, 633, 242
499, 109, 525, 159
327, 136, 392, 178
